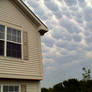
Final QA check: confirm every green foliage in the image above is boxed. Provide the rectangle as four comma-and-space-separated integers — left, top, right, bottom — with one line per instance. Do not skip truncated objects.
82, 67, 91, 81
41, 68, 92, 92
63, 79, 80, 92
48, 88, 53, 92
41, 80, 92, 92
41, 88, 48, 92
53, 82, 64, 92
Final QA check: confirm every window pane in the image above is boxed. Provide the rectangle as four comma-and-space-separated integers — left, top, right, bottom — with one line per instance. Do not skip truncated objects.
3, 86, 19, 92
3, 86, 8, 92
7, 27, 12, 34
12, 29, 16, 36
7, 27, 21, 43
0, 33, 4, 39
17, 31, 21, 38
17, 31, 21, 43
7, 34, 11, 41
17, 37, 21, 43
9, 86, 13, 91
15, 86, 19, 91
0, 40, 4, 56
0, 24, 5, 33
12, 35, 16, 42
7, 28, 12, 41
0, 24, 5, 39
7, 42, 21, 58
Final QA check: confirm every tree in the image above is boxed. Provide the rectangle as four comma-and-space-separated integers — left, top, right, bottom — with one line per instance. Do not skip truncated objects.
48, 88, 53, 92
82, 67, 91, 81
41, 88, 48, 92
41, 67, 92, 92
53, 82, 64, 92
63, 79, 80, 92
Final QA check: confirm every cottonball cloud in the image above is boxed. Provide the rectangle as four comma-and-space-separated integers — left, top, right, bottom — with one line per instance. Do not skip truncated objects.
23, 0, 92, 88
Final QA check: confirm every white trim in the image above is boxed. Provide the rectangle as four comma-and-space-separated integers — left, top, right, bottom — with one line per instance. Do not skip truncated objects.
21, 30, 23, 60
0, 39, 4, 41
19, 84, 21, 92
4, 26, 7, 57
1, 85, 3, 92
7, 40, 21, 44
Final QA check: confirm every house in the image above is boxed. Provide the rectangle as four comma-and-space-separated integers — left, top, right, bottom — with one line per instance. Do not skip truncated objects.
0, 0, 48, 92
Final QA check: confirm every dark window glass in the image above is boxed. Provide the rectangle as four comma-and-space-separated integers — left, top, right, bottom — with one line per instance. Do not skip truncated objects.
0, 40, 4, 56
3, 86, 19, 92
7, 42, 21, 58
9, 86, 14, 91
15, 86, 19, 91
3, 86, 8, 92
0, 24, 5, 39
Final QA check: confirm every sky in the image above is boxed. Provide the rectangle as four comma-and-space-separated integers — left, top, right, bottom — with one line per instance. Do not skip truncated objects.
23, 0, 92, 88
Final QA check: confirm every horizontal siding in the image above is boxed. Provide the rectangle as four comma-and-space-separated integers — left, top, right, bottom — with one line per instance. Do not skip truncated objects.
0, 0, 43, 80
27, 81, 41, 92
0, 59, 40, 75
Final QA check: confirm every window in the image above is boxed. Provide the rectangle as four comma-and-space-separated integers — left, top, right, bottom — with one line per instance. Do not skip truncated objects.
0, 25, 5, 56
0, 85, 19, 92
3, 85, 19, 92
0, 25, 5, 40
0, 24, 22, 58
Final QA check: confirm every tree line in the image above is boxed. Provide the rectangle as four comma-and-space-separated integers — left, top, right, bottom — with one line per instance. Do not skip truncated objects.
41, 67, 92, 92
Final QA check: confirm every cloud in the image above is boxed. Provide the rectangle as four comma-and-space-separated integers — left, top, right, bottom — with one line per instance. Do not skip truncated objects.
83, 6, 92, 22
78, 0, 87, 8
44, 0, 62, 19
86, 21, 92, 31
44, 0, 59, 12
41, 34, 55, 48
65, 0, 77, 6
73, 11, 84, 24
51, 27, 72, 40
23, 0, 92, 88
60, 18, 82, 33
85, 35, 92, 44
72, 34, 82, 42
86, 51, 92, 59
25, 0, 49, 21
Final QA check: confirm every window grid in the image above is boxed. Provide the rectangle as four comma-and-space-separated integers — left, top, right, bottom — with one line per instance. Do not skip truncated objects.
0, 25, 5, 56
0, 85, 20, 92
7, 27, 21, 43
0, 25, 5, 40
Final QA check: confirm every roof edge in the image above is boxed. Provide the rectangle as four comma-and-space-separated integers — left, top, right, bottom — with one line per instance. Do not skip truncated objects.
11, 0, 48, 35
20, 0, 48, 29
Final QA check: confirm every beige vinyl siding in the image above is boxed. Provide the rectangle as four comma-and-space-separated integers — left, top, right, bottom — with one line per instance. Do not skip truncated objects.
27, 81, 41, 92
0, 0, 43, 80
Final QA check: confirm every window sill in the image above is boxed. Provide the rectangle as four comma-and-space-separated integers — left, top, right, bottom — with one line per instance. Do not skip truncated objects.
0, 56, 24, 62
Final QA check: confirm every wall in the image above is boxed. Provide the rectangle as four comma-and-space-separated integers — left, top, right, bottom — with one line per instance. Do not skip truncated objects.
0, 0, 43, 80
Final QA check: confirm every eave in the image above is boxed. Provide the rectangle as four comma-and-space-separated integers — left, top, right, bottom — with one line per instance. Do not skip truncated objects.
10, 0, 48, 36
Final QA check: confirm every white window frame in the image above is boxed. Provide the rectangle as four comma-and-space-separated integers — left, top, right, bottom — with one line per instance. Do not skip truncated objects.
0, 24, 23, 59
0, 84, 21, 92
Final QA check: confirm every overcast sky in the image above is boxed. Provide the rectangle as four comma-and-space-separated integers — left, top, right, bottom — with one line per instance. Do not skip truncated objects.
23, 0, 92, 88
